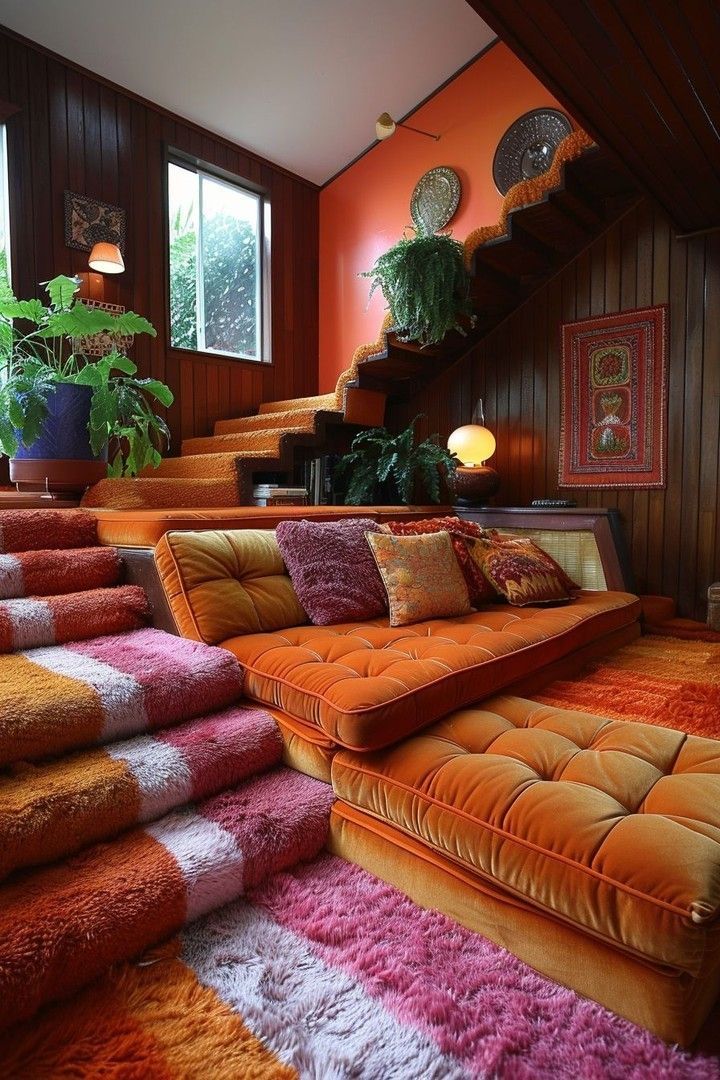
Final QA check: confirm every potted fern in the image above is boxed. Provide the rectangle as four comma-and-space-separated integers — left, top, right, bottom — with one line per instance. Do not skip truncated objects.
0, 275, 173, 492
334, 416, 457, 505
362, 232, 474, 346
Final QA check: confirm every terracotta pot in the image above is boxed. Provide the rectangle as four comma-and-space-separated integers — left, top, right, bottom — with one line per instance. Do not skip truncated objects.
9, 384, 108, 494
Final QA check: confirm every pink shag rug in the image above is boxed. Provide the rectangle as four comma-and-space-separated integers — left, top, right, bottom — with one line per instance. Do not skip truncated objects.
4, 853, 717, 1079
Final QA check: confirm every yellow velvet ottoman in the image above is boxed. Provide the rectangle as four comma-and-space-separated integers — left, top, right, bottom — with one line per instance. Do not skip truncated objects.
329, 695, 720, 1046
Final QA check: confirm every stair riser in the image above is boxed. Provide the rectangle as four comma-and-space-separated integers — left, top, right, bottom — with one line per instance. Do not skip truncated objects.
0, 627, 244, 765
0, 707, 282, 880
0, 768, 334, 1029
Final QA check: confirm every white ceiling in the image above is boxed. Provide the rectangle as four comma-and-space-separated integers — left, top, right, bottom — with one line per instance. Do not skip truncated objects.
0, 0, 494, 184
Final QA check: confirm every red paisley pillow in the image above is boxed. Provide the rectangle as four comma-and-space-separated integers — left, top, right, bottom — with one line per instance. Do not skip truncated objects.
382, 517, 496, 605
467, 535, 579, 606
484, 532, 581, 595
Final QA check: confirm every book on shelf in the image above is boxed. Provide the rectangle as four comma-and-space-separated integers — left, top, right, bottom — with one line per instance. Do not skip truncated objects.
252, 483, 308, 507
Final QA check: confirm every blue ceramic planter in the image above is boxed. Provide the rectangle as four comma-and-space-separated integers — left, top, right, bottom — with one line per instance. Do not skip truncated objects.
10, 383, 108, 492
13, 383, 99, 461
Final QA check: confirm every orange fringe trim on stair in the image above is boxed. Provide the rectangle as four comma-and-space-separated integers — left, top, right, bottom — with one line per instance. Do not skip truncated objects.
463, 128, 596, 267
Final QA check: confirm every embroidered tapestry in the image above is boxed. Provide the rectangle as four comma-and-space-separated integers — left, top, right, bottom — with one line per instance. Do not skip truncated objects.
559, 305, 668, 489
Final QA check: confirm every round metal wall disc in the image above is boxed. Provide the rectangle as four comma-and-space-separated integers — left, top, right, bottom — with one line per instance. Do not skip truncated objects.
493, 109, 572, 195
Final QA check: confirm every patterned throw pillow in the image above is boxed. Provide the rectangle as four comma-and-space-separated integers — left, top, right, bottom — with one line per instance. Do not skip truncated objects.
276, 518, 387, 625
366, 531, 471, 627
467, 535, 579, 607
382, 516, 496, 605
485, 532, 581, 595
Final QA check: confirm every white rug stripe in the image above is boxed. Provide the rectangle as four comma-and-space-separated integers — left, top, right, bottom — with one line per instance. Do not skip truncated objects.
24, 645, 148, 741
0, 555, 23, 600
147, 810, 245, 922
181, 901, 472, 1080
7, 598, 55, 650
107, 735, 193, 821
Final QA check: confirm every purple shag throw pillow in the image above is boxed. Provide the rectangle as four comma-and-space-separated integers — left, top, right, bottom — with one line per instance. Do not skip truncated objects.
276, 518, 388, 625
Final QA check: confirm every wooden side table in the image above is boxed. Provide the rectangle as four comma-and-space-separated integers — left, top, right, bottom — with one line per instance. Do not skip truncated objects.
454, 505, 635, 593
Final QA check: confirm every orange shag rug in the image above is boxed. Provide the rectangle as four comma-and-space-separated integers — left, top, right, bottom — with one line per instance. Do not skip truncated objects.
535, 634, 720, 739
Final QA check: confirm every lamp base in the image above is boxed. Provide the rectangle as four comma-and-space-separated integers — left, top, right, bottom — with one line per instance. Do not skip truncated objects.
452, 465, 500, 507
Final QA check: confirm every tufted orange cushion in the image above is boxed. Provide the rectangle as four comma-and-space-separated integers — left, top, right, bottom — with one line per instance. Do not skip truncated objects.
154, 528, 307, 643
223, 591, 640, 750
366, 531, 471, 626
332, 696, 720, 973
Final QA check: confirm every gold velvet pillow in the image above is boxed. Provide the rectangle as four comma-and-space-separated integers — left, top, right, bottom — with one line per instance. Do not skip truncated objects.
467, 535, 575, 606
366, 531, 471, 627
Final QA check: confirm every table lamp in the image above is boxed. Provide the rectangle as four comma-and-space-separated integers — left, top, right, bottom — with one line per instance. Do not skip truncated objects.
448, 402, 499, 506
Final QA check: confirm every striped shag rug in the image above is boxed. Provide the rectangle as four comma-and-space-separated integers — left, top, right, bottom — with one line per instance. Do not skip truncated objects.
3, 853, 717, 1079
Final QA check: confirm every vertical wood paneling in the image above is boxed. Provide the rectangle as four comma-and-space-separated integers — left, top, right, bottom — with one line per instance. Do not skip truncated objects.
0, 29, 319, 451
389, 199, 720, 620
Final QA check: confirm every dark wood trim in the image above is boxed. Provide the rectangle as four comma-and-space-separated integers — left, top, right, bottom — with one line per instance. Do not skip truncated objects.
320, 37, 499, 190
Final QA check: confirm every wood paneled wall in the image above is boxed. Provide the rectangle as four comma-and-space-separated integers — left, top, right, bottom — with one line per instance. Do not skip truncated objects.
0, 28, 319, 452
389, 200, 720, 620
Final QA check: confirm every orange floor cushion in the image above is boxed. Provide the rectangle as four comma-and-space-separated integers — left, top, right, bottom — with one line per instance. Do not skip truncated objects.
154, 526, 640, 751
224, 593, 639, 750
331, 695, 720, 974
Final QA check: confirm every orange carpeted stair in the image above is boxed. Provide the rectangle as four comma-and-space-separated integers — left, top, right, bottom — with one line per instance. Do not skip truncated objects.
82, 130, 636, 513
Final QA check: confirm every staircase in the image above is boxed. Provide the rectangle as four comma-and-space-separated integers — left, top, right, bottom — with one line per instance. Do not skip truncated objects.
82, 387, 387, 510
0, 508, 334, 1028
83, 130, 639, 511
349, 134, 640, 396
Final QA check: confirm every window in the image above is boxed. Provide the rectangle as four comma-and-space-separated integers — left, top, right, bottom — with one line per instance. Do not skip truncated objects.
0, 124, 11, 287
167, 156, 269, 361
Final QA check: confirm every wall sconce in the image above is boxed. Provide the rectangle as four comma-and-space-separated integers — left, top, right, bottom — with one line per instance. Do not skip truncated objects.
375, 111, 440, 142
88, 242, 125, 274
448, 400, 500, 506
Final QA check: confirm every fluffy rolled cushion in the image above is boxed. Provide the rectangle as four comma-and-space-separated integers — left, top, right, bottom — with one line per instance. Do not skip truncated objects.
467, 535, 579, 606
276, 518, 387, 625
486, 532, 581, 595
382, 516, 496, 605
366, 530, 471, 627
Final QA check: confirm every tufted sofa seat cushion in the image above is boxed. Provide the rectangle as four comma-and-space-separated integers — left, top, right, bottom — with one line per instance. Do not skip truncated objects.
332, 696, 720, 973
224, 591, 639, 750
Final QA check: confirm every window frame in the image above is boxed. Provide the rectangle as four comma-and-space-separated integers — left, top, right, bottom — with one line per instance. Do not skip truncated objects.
165, 148, 271, 365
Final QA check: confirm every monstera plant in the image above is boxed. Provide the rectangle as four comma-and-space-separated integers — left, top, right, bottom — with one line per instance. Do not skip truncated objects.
0, 275, 173, 488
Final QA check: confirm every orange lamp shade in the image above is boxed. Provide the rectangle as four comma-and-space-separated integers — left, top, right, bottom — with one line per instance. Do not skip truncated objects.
447, 424, 496, 466
88, 242, 125, 274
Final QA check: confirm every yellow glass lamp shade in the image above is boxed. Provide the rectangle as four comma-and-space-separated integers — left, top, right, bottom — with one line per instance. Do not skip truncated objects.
447, 424, 496, 466
88, 242, 125, 274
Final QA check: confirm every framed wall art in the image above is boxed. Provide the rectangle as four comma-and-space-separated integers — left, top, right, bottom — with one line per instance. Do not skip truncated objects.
64, 191, 126, 253
559, 305, 668, 489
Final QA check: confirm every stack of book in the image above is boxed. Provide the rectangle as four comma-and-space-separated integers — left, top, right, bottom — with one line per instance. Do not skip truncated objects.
252, 484, 308, 507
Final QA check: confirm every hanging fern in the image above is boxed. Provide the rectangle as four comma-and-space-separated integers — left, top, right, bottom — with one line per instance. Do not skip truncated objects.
362, 233, 475, 346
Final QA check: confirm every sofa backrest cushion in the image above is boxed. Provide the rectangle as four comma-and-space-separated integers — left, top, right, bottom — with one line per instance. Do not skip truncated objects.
154, 528, 307, 644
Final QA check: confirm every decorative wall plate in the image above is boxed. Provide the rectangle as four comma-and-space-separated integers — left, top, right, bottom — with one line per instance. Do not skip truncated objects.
492, 109, 572, 195
410, 167, 461, 235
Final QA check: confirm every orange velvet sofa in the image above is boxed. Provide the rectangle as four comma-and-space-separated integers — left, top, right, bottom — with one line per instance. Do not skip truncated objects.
151, 525, 720, 1046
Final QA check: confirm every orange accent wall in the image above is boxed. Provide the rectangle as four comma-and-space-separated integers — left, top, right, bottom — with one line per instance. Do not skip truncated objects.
318, 42, 568, 392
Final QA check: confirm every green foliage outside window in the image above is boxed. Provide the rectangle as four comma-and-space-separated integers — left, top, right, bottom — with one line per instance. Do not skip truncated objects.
169, 211, 258, 358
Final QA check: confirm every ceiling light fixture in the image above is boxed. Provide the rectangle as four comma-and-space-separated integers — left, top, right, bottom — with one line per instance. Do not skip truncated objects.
375, 112, 440, 142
